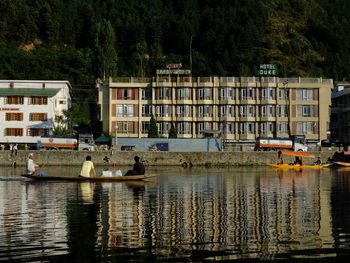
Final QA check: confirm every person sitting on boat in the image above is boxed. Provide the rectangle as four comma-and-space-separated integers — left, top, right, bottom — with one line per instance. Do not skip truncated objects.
124, 156, 145, 176
80, 155, 96, 178
314, 157, 321, 165
294, 157, 303, 165
25, 153, 47, 176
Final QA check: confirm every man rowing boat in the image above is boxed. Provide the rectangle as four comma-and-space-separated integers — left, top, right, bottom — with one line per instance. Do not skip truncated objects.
25, 153, 47, 176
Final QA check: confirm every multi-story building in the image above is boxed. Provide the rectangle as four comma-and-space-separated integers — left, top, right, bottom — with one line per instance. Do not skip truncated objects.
331, 81, 350, 145
97, 76, 332, 142
0, 80, 71, 145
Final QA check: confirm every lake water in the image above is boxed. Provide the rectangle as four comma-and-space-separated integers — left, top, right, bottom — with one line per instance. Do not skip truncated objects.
1, 166, 350, 262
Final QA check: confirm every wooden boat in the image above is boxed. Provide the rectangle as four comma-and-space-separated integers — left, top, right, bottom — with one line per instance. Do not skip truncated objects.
266, 163, 331, 169
21, 174, 160, 182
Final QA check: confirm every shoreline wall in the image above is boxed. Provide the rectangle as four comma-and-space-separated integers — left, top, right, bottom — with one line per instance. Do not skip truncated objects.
0, 150, 337, 167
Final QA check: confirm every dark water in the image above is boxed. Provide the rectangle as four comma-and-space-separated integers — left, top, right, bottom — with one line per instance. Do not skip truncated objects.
1, 166, 350, 262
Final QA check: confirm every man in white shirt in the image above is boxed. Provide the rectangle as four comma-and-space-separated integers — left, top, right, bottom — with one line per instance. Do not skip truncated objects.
25, 153, 47, 176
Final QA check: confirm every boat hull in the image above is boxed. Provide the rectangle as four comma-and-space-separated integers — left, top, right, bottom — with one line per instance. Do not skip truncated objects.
21, 174, 160, 181
335, 162, 350, 167
266, 163, 331, 169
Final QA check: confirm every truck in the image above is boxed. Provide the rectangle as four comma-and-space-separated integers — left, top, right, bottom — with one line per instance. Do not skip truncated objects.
37, 133, 96, 151
254, 136, 308, 152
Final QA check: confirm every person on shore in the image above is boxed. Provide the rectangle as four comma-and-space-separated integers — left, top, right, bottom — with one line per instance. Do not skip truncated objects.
13, 144, 18, 156
25, 153, 47, 176
278, 151, 284, 164
124, 156, 145, 176
80, 155, 96, 178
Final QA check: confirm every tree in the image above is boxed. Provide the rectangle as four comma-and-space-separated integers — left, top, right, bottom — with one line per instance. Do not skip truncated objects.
95, 19, 118, 79
148, 115, 159, 138
168, 122, 177, 138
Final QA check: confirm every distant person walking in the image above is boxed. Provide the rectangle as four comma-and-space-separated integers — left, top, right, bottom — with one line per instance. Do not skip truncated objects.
124, 156, 145, 176
13, 144, 18, 156
80, 155, 96, 178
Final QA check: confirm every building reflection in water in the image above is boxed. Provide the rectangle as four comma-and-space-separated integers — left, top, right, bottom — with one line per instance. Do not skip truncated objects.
97, 168, 335, 259
0, 167, 342, 260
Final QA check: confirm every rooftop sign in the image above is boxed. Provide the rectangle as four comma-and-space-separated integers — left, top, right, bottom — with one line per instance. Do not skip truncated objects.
156, 69, 191, 75
256, 64, 278, 76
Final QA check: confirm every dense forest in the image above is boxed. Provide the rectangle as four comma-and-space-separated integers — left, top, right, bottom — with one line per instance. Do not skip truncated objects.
0, 0, 349, 129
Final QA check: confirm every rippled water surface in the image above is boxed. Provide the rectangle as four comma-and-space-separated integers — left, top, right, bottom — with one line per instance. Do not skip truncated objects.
1, 166, 350, 262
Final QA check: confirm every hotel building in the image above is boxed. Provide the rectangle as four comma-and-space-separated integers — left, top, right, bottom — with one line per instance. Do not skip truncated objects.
97, 76, 332, 141
0, 80, 71, 145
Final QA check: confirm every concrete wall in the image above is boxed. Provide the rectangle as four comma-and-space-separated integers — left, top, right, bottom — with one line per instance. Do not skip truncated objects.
113, 138, 222, 152
0, 150, 336, 167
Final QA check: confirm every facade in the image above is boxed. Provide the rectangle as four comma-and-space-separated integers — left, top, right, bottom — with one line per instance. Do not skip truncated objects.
0, 80, 71, 144
331, 81, 350, 145
97, 76, 332, 142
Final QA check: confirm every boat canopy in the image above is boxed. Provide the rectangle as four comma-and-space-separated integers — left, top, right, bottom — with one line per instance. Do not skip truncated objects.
280, 150, 315, 158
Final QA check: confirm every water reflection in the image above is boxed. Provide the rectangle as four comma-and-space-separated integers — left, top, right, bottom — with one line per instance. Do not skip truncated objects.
1, 166, 350, 261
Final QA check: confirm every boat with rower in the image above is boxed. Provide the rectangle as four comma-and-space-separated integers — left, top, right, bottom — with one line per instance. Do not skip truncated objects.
266, 150, 331, 169
21, 174, 160, 181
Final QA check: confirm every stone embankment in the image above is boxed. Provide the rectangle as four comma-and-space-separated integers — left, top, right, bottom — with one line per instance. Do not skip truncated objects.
0, 150, 337, 167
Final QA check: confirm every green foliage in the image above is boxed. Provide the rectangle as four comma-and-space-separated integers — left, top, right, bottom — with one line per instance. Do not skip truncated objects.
168, 122, 177, 138
51, 125, 75, 137
148, 115, 159, 138
1, 0, 350, 82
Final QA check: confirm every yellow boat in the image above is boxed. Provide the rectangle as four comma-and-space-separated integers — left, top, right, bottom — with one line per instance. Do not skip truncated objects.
335, 162, 350, 167
266, 163, 331, 169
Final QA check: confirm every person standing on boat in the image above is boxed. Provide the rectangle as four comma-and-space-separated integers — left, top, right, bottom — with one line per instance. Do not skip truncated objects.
124, 156, 145, 176
80, 155, 97, 178
25, 153, 47, 176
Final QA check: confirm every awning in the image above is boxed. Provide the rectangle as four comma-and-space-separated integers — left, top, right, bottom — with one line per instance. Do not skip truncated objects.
95, 135, 111, 143
28, 119, 54, 129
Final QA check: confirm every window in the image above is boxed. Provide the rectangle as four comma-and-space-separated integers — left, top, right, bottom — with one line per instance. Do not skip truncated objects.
277, 122, 289, 134
297, 89, 314, 101
117, 104, 135, 117
261, 88, 275, 100
260, 105, 275, 117
116, 121, 136, 134
197, 122, 211, 134
277, 105, 288, 117
142, 105, 152, 117
117, 88, 136, 100
240, 105, 255, 117
177, 87, 191, 100
260, 122, 275, 134
156, 105, 171, 117
141, 121, 150, 133
27, 128, 49, 137
296, 105, 315, 117
219, 87, 234, 100
157, 87, 171, 100
219, 122, 235, 134
141, 88, 152, 100
176, 105, 191, 117
6, 112, 23, 121
239, 122, 255, 134
5, 128, 23, 136
240, 87, 255, 100
6, 96, 24, 104
30, 96, 48, 105
219, 105, 234, 117
198, 105, 212, 117
157, 122, 169, 134
178, 122, 191, 134
29, 113, 48, 121
278, 88, 289, 100
197, 88, 211, 100
59, 100, 66, 104
296, 121, 316, 134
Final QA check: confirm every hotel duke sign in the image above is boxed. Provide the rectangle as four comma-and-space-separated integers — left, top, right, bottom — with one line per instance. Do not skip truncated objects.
256, 64, 278, 76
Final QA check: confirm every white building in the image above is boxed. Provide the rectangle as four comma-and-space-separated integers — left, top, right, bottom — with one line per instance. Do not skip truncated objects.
0, 80, 71, 145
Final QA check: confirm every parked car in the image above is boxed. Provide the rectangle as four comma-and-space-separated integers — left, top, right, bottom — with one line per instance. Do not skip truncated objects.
321, 139, 341, 147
